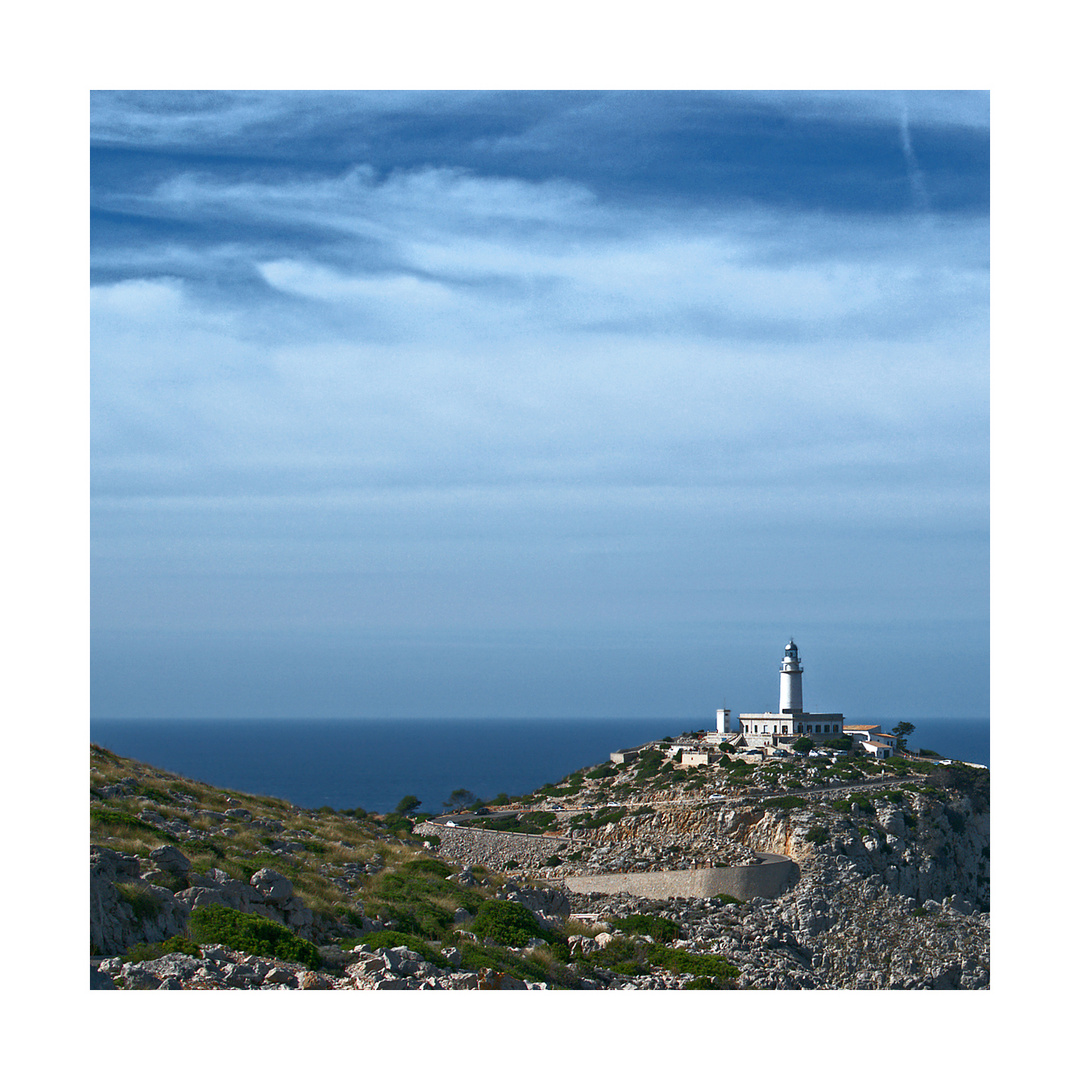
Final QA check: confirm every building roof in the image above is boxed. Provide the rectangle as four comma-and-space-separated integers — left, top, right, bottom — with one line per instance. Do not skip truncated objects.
845, 724, 881, 730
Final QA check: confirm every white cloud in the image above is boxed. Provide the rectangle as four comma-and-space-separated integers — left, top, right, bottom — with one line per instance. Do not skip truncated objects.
91, 152, 987, 529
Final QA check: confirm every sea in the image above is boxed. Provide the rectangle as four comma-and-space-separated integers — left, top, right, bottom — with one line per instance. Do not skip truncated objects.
89, 716, 990, 815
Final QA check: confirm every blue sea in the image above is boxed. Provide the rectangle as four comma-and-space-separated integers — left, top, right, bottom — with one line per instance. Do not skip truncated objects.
89, 717, 989, 815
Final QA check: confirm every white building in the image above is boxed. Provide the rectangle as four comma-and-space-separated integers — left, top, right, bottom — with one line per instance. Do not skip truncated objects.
844, 724, 897, 758
732, 641, 845, 750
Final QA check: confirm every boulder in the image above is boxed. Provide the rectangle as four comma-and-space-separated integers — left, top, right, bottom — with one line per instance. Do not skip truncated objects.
262, 967, 299, 988
250, 868, 294, 902
149, 845, 192, 876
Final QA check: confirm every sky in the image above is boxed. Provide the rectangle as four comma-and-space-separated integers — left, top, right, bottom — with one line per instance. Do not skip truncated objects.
89, 90, 990, 720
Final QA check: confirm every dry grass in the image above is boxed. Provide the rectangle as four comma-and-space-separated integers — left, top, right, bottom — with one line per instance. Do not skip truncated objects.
90, 743, 439, 923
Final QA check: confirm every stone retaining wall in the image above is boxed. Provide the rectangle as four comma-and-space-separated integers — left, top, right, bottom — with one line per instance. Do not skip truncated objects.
562, 853, 796, 902
414, 822, 567, 871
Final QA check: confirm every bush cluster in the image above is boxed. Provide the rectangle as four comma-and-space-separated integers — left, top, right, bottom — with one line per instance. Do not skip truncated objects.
762, 795, 807, 810
365, 858, 477, 938
121, 935, 201, 964
358, 930, 444, 965
471, 899, 549, 948
188, 905, 322, 969
610, 913, 681, 942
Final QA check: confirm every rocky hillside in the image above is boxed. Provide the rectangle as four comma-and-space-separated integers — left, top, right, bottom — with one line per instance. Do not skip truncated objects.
90, 738, 989, 990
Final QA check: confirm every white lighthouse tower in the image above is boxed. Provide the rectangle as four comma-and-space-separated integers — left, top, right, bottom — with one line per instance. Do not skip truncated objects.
735, 640, 845, 748
779, 639, 804, 714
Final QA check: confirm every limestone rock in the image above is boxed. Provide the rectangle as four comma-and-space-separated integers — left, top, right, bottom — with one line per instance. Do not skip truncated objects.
250, 868, 294, 901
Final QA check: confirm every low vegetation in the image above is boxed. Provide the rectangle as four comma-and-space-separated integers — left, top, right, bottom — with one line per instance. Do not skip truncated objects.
188, 905, 322, 968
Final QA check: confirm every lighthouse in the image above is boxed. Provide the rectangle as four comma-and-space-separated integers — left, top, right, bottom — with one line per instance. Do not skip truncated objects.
733, 640, 845, 748
779, 640, 803, 714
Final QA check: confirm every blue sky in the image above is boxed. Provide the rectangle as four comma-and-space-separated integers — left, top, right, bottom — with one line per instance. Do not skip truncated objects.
90, 90, 989, 720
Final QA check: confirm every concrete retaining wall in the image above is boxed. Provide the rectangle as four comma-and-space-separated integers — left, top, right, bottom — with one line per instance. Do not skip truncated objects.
562, 853, 796, 902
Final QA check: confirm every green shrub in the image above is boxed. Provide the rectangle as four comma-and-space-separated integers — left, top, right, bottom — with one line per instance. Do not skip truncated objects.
457, 940, 578, 988
188, 905, 321, 968
91, 806, 175, 843
832, 794, 873, 814
804, 824, 830, 845
366, 859, 477, 938
762, 795, 807, 810
647, 944, 738, 982
585, 934, 647, 975
471, 899, 546, 948
610, 913, 681, 942
121, 936, 201, 964
115, 882, 165, 921
358, 930, 444, 965
581, 807, 627, 830
381, 812, 415, 835
635, 749, 665, 776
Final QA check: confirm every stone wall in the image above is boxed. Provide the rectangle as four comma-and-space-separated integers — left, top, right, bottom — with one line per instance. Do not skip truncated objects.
414, 822, 569, 871
562, 853, 796, 902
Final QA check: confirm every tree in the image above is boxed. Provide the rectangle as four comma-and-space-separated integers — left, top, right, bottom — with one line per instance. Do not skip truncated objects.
891, 722, 915, 753
792, 737, 814, 754
394, 794, 422, 815
444, 788, 477, 812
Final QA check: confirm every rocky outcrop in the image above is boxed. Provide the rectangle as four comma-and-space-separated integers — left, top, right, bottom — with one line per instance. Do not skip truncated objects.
90, 846, 190, 955
737, 790, 989, 911
497, 883, 571, 928
96, 943, 547, 990
568, 882, 989, 990
90, 847, 318, 956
